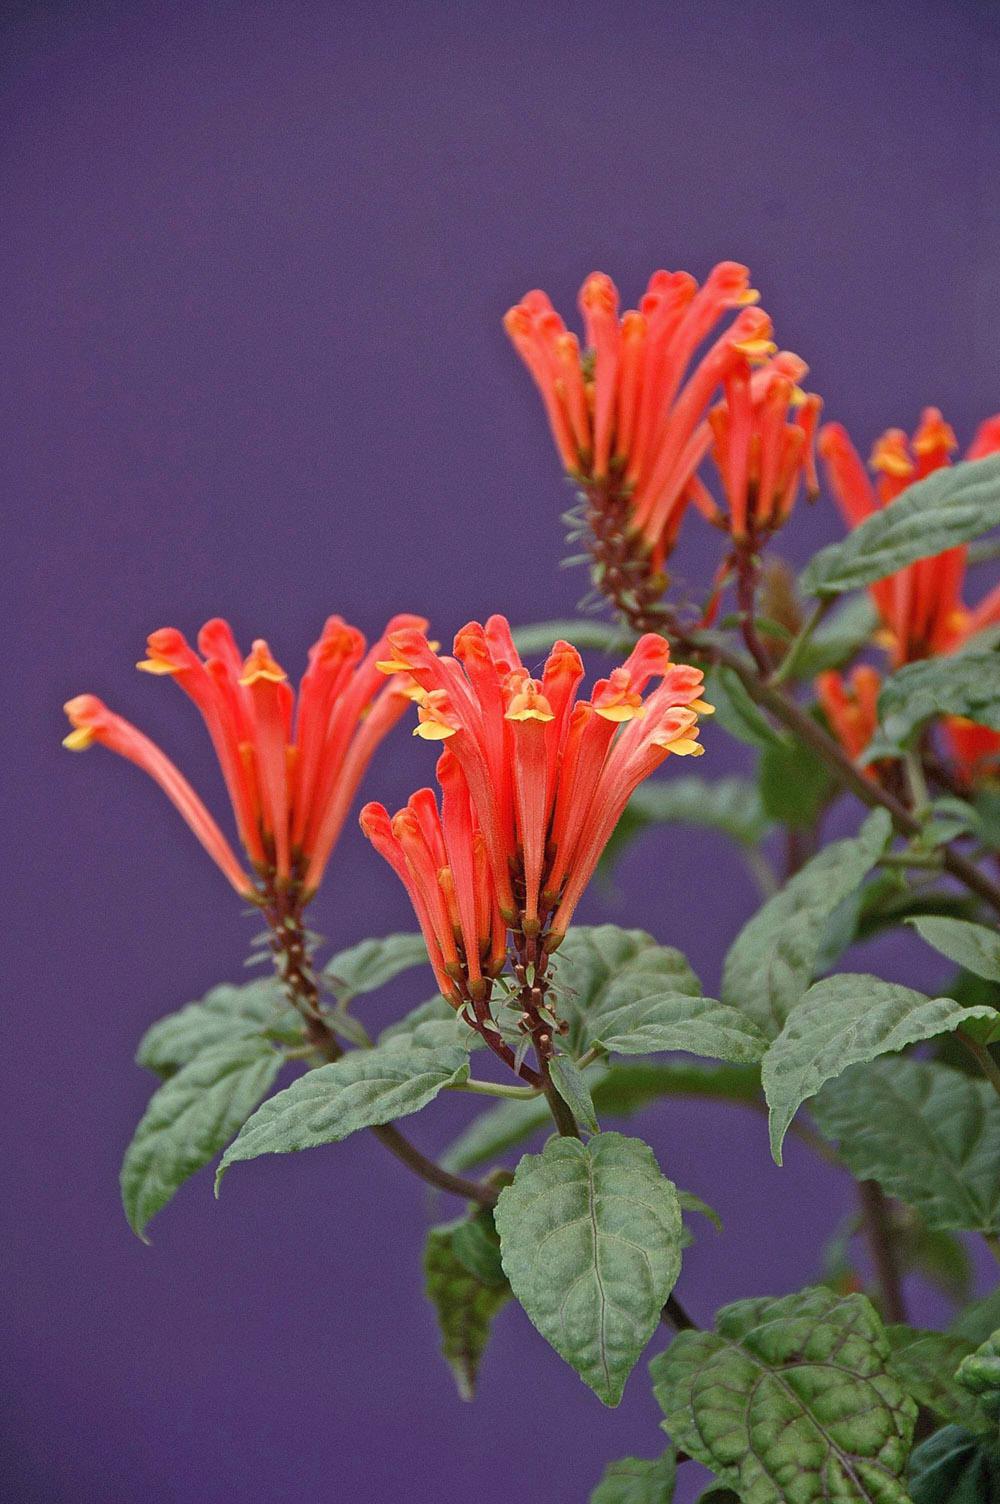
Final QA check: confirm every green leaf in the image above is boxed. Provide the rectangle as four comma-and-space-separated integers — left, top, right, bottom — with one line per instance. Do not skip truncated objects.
764, 975, 999, 1162
875, 649, 1000, 752
589, 1449, 677, 1504
677, 1189, 723, 1234
548, 1055, 600, 1134
953, 1289, 1000, 1347
122, 1038, 282, 1238
601, 776, 771, 878
721, 809, 892, 1038
801, 453, 1000, 598
442, 1061, 763, 1173
585, 985, 769, 1065
704, 663, 788, 750
908, 916, 1000, 985
423, 1218, 510, 1400
510, 619, 631, 656
794, 593, 881, 677
450, 1205, 509, 1289
136, 977, 299, 1077
813, 1057, 1000, 1233
650, 1286, 917, 1502
216, 1024, 471, 1187
885, 1325, 989, 1432
908, 1425, 1000, 1503
322, 932, 429, 1002
495, 1133, 682, 1405
758, 727, 836, 829
956, 1328, 1000, 1423
551, 926, 701, 1056
378, 996, 476, 1046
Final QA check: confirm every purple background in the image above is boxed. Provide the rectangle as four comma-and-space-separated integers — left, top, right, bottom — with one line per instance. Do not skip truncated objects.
5, 2, 999, 1500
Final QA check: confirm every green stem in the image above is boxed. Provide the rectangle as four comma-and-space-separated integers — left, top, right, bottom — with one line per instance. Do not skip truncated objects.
447, 1077, 542, 1100
877, 850, 944, 872
768, 597, 832, 686
858, 1179, 908, 1324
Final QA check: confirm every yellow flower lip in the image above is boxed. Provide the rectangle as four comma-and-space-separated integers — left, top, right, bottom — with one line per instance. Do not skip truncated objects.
62, 725, 96, 751
594, 702, 644, 723
136, 657, 179, 675
413, 721, 457, 740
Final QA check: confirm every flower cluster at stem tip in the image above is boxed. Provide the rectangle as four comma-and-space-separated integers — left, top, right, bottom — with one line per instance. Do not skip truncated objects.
360, 618, 711, 1032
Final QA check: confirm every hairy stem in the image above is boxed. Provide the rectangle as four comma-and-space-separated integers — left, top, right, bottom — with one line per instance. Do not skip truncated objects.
265, 892, 497, 1209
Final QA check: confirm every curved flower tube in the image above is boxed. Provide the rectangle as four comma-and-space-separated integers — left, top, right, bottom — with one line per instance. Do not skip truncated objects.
64, 612, 426, 902
361, 616, 711, 1028
505, 264, 819, 593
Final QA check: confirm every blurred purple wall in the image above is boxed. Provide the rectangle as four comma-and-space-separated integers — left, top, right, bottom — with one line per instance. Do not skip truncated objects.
4, 2, 999, 1500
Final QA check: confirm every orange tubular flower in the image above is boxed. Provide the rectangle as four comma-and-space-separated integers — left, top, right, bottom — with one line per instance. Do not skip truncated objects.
505, 264, 777, 576
64, 613, 426, 902
361, 616, 711, 1052
815, 665, 882, 773
818, 407, 1000, 783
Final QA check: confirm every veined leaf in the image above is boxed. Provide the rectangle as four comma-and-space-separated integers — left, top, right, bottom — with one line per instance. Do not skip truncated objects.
510, 619, 631, 656
764, 974, 999, 1162
813, 1057, 1000, 1233
136, 977, 299, 1077
423, 1217, 510, 1400
585, 985, 768, 1064
956, 1327, 1000, 1421
551, 926, 701, 1057
722, 809, 892, 1038
650, 1286, 916, 1503
548, 1055, 600, 1134
601, 775, 771, 877
441, 1061, 763, 1173
322, 932, 429, 1002
885, 1325, 989, 1432
908, 1425, 1000, 1503
122, 1037, 282, 1238
801, 453, 1000, 598
704, 663, 788, 750
216, 1024, 471, 1187
908, 915, 1000, 984
589, 1449, 677, 1504
875, 649, 1000, 752
378, 996, 476, 1046
495, 1133, 682, 1405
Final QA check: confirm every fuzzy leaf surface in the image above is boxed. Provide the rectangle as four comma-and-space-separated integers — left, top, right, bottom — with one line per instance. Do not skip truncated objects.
876, 650, 1000, 751
423, 1218, 510, 1400
813, 1057, 1000, 1233
722, 809, 892, 1038
764, 974, 998, 1162
552, 926, 701, 1056
216, 1024, 470, 1185
122, 1038, 282, 1237
495, 1132, 682, 1405
801, 454, 1000, 597
136, 978, 298, 1077
650, 1286, 917, 1503
586, 984, 769, 1064
322, 932, 429, 1001
908, 916, 1000, 984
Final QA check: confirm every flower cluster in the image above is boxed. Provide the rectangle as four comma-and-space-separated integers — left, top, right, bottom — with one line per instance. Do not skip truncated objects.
818, 409, 1000, 782
64, 613, 426, 901
504, 264, 820, 602
361, 617, 710, 1032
